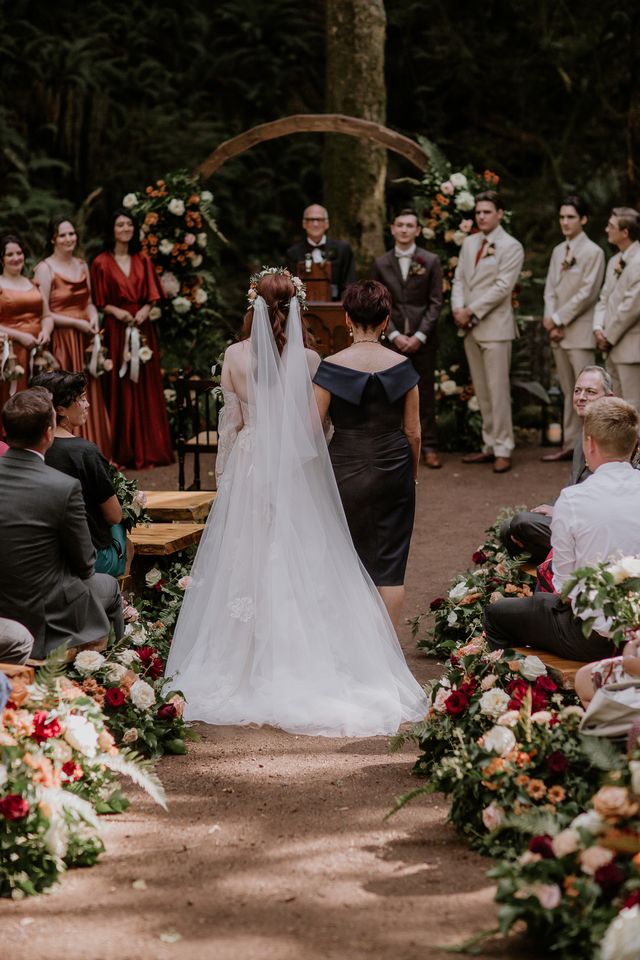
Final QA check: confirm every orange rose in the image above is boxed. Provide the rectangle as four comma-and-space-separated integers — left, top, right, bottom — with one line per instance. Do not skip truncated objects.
526, 779, 547, 800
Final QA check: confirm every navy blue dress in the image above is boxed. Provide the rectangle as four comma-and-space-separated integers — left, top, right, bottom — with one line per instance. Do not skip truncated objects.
313, 358, 419, 586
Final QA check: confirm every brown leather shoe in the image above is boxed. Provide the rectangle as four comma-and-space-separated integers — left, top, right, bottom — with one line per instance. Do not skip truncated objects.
540, 447, 574, 462
423, 451, 442, 469
493, 457, 512, 473
461, 451, 495, 464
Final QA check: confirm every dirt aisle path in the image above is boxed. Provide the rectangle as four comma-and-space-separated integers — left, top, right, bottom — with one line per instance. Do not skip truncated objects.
1, 447, 565, 959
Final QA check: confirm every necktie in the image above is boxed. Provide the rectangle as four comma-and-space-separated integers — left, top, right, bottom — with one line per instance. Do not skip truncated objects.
474, 238, 487, 266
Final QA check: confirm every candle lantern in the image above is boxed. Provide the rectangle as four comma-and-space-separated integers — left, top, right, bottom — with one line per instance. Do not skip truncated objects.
541, 383, 564, 447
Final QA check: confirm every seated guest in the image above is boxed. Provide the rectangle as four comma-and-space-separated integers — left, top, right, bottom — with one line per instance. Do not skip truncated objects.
286, 204, 356, 300
501, 365, 613, 563
0, 617, 34, 664
32, 370, 129, 577
485, 397, 640, 661
574, 634, 640, 706
0, 388, 124, 659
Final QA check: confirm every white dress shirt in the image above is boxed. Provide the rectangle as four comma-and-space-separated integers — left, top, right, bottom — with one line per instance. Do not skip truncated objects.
307, 234, 327, 264
552, 460, 640, 634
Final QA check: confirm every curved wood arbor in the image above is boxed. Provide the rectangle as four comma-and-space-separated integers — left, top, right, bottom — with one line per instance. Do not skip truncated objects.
196, 114, 428, 178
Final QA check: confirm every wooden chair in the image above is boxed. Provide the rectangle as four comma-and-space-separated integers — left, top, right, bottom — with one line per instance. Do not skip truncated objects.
175, 371, 221, 490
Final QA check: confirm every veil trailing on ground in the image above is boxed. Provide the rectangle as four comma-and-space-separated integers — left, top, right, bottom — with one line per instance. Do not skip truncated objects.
165, 295, 427, 737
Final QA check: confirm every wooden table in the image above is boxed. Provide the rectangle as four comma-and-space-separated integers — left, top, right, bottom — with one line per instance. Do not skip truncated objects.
129, 522, 204, 556
144, 491, 216, 522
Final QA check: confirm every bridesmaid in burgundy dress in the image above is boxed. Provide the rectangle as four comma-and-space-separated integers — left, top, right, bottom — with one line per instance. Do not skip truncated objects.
90, 208, 173, 469
34, 216, 112, 460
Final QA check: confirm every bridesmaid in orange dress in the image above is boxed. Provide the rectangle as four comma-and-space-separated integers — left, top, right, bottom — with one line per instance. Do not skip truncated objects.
0, 235, 52, 411
34, 217, 112, 460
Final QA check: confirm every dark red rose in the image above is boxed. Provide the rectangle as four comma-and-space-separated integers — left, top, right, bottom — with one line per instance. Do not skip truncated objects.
534, 676, 557, 694
459, 678, 478, 697
0, 794, 30, 820
61, 760, 83, 781
546, 751, 569, 775
157, 703, 178, 720
622, 890, 640, 909
105, 687, 126, 709
531, 691, 550, 712
137, 646, 157, 663
595, 862, 624, 890
549, 714, 560, 726
153, 580, 166, 593
32, 710, 62, 742
507, 679, 529, 704
430, 597, 446, 611
149, 657, 164, 680
449, 654, 461, 667
472, 551, 487, 565
444, 690, 470, 716
528, 835, 555, 859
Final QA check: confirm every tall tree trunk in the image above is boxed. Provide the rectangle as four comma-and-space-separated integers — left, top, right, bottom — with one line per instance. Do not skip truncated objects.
323, 0, 387, 276
628, 7, 640, 207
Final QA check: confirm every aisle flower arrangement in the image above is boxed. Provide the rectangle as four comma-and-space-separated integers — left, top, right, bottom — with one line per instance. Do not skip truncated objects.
0, 660, 165, 898
562, 556, 640, 649
110, 469, 150, 531
433, 364, 482, 452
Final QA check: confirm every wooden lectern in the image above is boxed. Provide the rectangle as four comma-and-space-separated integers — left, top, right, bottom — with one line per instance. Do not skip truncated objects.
296, 260, 349, 357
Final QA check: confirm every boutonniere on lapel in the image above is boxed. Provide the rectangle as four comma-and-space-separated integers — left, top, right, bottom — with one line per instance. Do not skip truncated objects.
323, 246, 338, 262
560, 254, 577, 271
483, 242, 496, 259
408, 254, 428, 276
614, 257, 627, 279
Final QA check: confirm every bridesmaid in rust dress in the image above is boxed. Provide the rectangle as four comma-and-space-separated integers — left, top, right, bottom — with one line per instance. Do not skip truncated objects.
90, 208, 173, 469
34, 216, 113, 460
0, 235, 52, 410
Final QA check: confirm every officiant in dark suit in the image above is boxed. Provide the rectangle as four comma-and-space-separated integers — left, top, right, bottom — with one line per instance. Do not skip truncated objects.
372, 209, 443, 468
286, 204, 356, 300
0, 387, 124, 659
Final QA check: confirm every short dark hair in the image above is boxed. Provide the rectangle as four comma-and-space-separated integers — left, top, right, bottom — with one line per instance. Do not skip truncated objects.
611, 207, 640, 242
103, 207, 141, 254
343, 280, 391, 329
31, 370, 87, 420
475, 190, 504, 212
0, 234, 25, 264
1, 387, 54, 448
392, 207, 419, 224
559, 195, 589, 218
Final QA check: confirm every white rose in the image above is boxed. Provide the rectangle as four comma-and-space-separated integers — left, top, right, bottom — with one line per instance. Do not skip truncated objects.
172, 296, 192, 315
559, 705, 585, 720
496, 710, 520, 728
454, 190, 475, 212
44, 816, 68, 859
629, 760, 640, 796
122, 727, 139, 745
520, 655, 547, 681
189, 253, 203, 268
0, 763, 7, 788
126, 623, 148, 646
606, 556, 640, 584
481, 802, 504, 831
467, 395, 480, 413
138, 345, 153, 363
64, 714, 100, 758
447, 611, 458, 626
480, 674, 497, 691
200, 190, 213, 203
601, 905, 640, 960
73, 650, 106, 676
440, 180, 455, 195
422, 227, 435, 240
571, 809, 605, 835
440, 379, 459, 395
145, 567, 162, 587
194, 288, 208, 305
147, 306, 161, 323
117, 649, 141, 666
122, 193, 138, 209
168, 198, 185, 216
452, 230, 467, 246
197, 232, 208, 248
482, 725, 517, 756
479, 688, 511, 719
449, 581, 468, 601
159, 239, 174, 256
531, 710, 553, 724
105, 662, 129, 684
551, 828, 581, 858
433, 688, 449, 713
450, 172, 468, 189
160, 271, 180, 297
133, 490, 147, 509
130, 679, 156, 711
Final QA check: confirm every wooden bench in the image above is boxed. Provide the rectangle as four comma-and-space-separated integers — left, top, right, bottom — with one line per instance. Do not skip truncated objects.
128, 522, 204, 556
514, 646, 581, 690
144, 490, 216, 523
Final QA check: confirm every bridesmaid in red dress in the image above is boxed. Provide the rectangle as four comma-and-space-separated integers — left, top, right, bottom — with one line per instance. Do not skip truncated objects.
34, 216, 113, 460
90, 208, 173, 469
0, 235, 52, 410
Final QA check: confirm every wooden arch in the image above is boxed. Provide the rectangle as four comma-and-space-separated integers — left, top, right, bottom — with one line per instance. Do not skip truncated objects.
196, 114, 428, 178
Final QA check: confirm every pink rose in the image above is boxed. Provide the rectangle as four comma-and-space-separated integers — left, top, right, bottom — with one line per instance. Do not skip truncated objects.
103, 359, 113, 372
123, 605, 140, 623
580, 845, 615, 875
481, 802, 504, 831
532, 884, 562, 910
440, 180, 455, 195
184, 233, 196, 246
460, 219, 474, 234
178, 576, 191, 590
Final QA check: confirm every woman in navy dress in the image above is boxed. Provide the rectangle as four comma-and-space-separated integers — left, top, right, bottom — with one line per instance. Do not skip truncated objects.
313, 280, 420, 626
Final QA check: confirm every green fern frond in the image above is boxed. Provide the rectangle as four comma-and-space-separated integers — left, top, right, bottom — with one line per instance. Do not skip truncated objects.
383, 785, 434, 820
97, 751, 167, 809
42, 787, 101, 830
577, 734, 625, 771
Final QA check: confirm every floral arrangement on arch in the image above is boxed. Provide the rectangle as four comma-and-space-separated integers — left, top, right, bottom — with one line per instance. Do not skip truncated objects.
433, 363, 482, 452
121, 170, 223, 340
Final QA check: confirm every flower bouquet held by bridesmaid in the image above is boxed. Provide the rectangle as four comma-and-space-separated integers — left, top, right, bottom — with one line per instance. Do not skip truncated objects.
90, 208, 173, 469
34, 216, 112, 460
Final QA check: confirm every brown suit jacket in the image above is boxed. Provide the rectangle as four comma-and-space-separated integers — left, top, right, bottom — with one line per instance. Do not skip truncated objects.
372, 247, 442, 340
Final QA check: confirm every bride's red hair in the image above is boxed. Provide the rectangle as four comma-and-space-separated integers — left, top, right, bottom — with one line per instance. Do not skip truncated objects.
241, 272, 311, 354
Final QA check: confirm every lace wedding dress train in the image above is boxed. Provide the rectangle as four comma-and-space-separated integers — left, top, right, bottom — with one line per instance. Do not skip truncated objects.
165, 297, 427, 736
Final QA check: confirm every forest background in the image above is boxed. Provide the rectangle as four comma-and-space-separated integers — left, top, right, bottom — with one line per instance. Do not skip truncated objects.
1, 0, 639, 375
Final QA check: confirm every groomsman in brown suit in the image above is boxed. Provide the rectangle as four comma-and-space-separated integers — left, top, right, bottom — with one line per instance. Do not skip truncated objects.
451, 191, 524, 473
541, 195, 605, 461
372, 209, 443, 468
593, 207, 640, 411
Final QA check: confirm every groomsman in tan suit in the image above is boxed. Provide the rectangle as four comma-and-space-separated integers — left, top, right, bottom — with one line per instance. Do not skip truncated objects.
593, 207, 640, 411
541, 195, 605, 461
451, 191, 524, 473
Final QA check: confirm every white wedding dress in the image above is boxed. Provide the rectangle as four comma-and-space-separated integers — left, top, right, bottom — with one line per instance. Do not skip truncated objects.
165, 296, 428, 736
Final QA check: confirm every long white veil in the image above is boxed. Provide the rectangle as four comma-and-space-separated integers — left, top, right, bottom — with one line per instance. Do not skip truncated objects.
165, 294, 427, 736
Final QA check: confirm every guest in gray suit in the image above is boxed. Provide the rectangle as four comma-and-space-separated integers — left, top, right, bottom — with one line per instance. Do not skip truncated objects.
500, 366, 613, 563
0, 388, 124, 659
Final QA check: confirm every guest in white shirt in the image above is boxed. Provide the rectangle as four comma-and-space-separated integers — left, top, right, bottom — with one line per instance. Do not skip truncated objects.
485, 396, 640, 660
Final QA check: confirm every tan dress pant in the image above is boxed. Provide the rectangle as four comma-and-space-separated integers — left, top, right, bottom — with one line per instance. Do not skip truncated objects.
607, 358, 640, 412
464, 337, 514, 457
552, 344, 594, 447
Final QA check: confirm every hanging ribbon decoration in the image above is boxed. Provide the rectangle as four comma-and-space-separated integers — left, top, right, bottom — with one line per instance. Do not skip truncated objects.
119, 324, 142, 383
1, 337, 18, 396
87, 333, 102, 378
29, 346, 37, 382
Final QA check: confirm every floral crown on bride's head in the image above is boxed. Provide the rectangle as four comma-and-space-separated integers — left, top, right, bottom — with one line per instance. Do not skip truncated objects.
247, 266, 307, 311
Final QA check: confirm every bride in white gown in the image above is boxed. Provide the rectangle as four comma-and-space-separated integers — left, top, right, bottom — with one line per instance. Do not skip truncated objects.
165, 268, 427, 736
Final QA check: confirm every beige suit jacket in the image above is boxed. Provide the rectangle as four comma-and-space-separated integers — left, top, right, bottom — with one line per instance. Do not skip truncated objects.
593, 241, 640, 363
543, 232, 605, 349
451, 225, 524, 342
